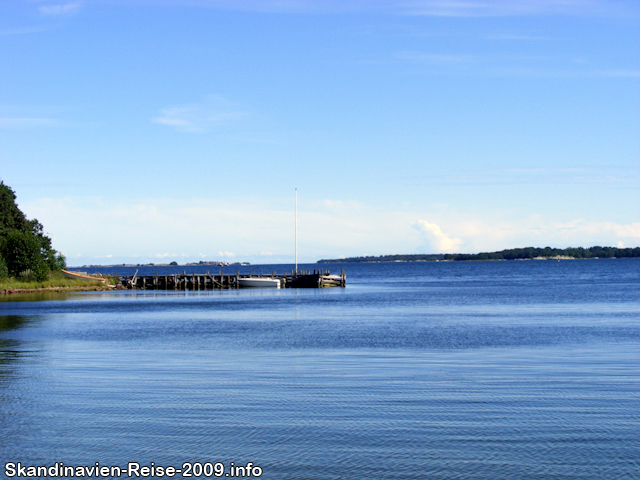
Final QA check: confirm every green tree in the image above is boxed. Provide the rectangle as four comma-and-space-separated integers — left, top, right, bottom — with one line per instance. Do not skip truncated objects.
0, 254, 8, 279
0, 180, 64, 280
0, 182, 30, 237
0, 230, 49, 281
55, 253, 67, 270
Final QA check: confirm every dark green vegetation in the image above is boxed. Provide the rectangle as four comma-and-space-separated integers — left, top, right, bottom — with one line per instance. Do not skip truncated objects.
319, 246, 640, 264
0, 181, 65, 281
444, 246, 640, 261
318, 254, 445, 263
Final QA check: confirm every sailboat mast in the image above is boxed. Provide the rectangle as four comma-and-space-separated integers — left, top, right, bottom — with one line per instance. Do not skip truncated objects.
295, 188, 298, 275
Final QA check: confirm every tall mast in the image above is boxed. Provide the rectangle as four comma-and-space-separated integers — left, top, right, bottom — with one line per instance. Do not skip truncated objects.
295, 188, 298, 275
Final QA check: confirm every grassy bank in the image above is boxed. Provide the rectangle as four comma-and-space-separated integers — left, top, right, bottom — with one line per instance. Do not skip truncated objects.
1, 270, 119, 293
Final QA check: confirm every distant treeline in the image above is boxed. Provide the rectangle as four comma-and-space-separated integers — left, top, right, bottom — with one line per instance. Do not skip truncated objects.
318, 254, 445, 263
318, 246, 640, 264
445, 246, 640, 261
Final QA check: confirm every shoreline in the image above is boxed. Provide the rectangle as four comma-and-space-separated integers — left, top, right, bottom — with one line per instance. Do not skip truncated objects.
0, 270, 121, 295
2, 285, 120, 295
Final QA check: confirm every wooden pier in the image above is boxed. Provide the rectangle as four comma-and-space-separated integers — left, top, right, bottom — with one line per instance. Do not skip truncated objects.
121, 269, 346, 290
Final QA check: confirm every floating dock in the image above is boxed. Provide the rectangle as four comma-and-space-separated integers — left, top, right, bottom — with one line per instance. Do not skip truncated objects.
121, 269, 346, 290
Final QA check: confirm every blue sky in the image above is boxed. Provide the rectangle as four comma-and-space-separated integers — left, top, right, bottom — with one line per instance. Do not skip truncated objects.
1, 0, 639, 265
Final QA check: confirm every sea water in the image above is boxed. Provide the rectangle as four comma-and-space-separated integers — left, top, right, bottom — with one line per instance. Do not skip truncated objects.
1, 259, 638, 479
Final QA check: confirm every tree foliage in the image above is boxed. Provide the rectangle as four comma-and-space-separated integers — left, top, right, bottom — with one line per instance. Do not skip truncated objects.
0, 254, 8, 280
1, 230, 49, 281
0, 182, 30, 237
318, 246, 640, 264
0, 181, 64, 280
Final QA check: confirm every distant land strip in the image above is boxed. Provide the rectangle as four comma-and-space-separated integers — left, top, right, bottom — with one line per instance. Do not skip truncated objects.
317, 246, 640, 263
318, 254, 444, 263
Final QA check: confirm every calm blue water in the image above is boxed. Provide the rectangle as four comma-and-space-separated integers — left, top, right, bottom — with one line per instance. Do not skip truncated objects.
1, 260, 639, 479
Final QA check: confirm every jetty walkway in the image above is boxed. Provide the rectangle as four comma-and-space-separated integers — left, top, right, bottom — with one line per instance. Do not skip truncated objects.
122, 269, 346, 290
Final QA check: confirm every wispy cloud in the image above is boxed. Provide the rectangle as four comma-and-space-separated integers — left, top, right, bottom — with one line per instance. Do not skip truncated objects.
153, 253, 179, 258
399, 0, 626, 17
591, 70, 640, 78
395, 50, 640, 79
39, 2, 82, 16
403, 167, 640, 188
486, 66, 640, 78
104, 0, 387, 14
0, 105, 73, 129
0, 117, 60, 129
483, 33, 553, 41
395, 50, 562, 76
0, 26, 55, 36
101, 0, 634, 17
152, 95, 247, 133
397, 51, 478, 63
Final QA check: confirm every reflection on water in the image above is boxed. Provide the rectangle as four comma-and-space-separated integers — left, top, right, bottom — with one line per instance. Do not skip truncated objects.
0, 291, 74, 303
0, 315, 28, 331
0, 260, 639, 480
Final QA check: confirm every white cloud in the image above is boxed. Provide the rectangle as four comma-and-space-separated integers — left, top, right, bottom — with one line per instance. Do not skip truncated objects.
39, 3, 82, 16
414, 220, 463, 253
447, 217, 640, 253
152, 95, 247, 133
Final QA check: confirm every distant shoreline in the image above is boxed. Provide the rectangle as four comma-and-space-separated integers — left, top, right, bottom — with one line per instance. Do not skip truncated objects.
63, 246, 640, 269
318, 246, 640, 263
72, 261, 251, 269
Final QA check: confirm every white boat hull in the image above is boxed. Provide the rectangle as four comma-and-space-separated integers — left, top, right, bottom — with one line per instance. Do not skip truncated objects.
238, 277, 281, 288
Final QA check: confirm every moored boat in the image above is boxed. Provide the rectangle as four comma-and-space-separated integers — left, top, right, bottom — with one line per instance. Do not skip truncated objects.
61, 269, 106, 283
238, 277, 281, 288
